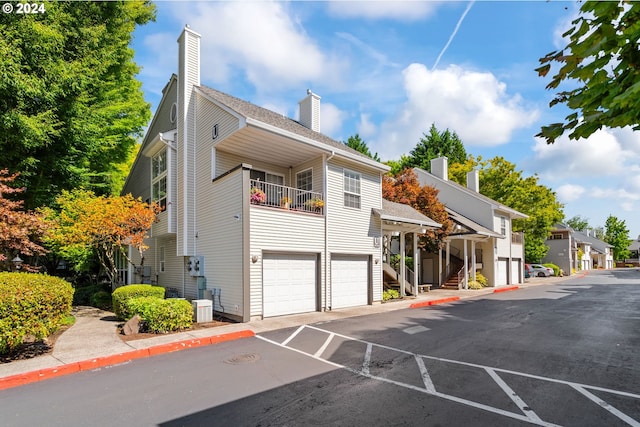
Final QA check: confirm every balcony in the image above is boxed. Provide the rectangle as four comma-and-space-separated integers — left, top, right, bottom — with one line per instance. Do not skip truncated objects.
511, 232, 524, 245
250, 179, 324, 215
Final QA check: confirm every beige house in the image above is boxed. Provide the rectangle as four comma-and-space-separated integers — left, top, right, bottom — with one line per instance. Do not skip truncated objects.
121, 27, 439, 322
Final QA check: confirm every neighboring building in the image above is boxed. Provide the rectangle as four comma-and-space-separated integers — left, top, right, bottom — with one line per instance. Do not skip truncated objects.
543, 224, 614, 272
121, 26, 439, 322
414, 158, 528, 288
627, 236, 640, 266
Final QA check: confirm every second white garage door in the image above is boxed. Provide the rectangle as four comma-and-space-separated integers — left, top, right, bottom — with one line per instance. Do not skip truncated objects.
497, 258, 508, 286
331, 255, 369, 309
263, 253, 317, 317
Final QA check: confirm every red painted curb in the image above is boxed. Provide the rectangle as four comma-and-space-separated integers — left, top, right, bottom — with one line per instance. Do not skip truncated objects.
493, 286, 519, 293
409, 296, 460, 308
0, 329, 255, 391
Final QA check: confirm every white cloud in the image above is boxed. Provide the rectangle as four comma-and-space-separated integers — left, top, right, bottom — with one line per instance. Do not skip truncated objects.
158, 1, 345, 92
357, 113, 378, 139
326, 1, 438, 21
556, 184, 585, 203
372, 63, 539, 160
320, 103, 346, 136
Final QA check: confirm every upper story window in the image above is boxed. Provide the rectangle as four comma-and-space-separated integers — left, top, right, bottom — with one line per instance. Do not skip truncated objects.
296, 169, 313, 191
152, 149, 167, 211
500, 216, 506, 235
343, 170, 361, 209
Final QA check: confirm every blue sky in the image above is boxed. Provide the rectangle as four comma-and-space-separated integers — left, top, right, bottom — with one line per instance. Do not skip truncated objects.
132, 1, 640, 240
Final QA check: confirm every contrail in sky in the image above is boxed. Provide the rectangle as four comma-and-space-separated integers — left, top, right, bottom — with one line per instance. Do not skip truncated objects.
432, 1, 475, 70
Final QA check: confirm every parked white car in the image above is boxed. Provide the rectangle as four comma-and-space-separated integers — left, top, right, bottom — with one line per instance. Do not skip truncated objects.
530, 264, 554, 277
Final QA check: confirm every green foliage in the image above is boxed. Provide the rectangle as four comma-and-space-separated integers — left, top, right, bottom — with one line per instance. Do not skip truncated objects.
112, 284, 165, 320
90, 291, 113, 311
475, 272, 488, 287
450, 155, 564, 263
124, 296, 193, 333
0, 1, 156, 209
343, 134, 380, 162
604, 215, 631, 260
72, 282, 110, 306
383, 289, 400, 301
536, 1, 640, 143
565, 215, 590, 231
0, 272, 73, 354
405, 124, 467, 171
467, 280, 483, 290
543, 263, 560, 277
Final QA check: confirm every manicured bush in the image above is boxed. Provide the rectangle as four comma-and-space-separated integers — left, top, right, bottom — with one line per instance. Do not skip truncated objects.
383, 289, 400, 301
475, 272, 488, 287
112, 284, 165, 320
73, 282, 110, 307
468, 280, 483, 290
90, 291, 112, 310
0, 272, 74, 354
543, 263, 560, 276
124, 296, 193, 333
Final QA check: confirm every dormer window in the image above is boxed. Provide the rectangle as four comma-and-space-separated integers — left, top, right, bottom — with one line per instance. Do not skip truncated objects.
152, 148, 167, 211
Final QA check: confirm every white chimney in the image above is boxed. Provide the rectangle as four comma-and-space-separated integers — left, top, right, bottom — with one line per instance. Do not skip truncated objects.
430, 157, 448, 181
298, 90, 321, 132
467, 170, 479, 192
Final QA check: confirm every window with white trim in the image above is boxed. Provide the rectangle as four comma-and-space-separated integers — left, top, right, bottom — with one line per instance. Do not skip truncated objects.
296, 168, 313, 191
343, 170, 361, 209
152, 149, 167, 211
500, 216, 507, 235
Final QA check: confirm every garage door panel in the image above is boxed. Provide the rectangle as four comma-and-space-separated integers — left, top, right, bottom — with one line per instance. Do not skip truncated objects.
497, 259, 508, 286
264, 253, 316, 317
331, 255, 368, 309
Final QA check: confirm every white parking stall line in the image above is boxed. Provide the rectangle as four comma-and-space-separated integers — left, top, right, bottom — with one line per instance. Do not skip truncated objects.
415, 355, 436, 393
486, 367, 544, 424
314, 332, 335, 358
362, 343, 372, 375
281, 325, 306, 346
570, 384, 640, 427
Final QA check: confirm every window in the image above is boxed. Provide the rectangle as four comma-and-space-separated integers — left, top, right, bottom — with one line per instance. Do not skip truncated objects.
296, 169, 313, 191
343, 170, 361, 209
152, 149, 167, 211
250, 169, 284, 205
500, 217, 506, 235
159, 247, 165, 273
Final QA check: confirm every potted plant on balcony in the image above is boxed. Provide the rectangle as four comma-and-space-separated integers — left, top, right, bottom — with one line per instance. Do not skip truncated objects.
250, 187, 266, 204
305, 197, 324, 212
280, 196, 292, 209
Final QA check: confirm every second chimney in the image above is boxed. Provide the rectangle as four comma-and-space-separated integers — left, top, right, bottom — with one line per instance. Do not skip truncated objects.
467, 170, 479, 192
299, 90, 321, 132
430, 157, 448, 181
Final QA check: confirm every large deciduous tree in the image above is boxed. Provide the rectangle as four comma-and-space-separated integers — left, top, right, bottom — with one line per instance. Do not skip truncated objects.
536, 1, 640, 143
0, 1, 156, 209
0, 170, 48, 270
382, 169, 452, 252
449, 156, 565, 263
604, 215, 631, 261
344, 134, 380, 161
43, 190, 160, 287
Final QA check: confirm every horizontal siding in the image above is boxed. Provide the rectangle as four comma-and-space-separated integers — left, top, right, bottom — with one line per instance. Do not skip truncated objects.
249, 207, 325, 317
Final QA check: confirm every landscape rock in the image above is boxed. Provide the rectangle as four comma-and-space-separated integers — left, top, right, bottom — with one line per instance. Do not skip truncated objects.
122, 315, 141, 335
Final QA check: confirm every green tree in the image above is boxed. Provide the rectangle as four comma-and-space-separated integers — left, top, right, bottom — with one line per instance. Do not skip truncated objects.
536, 1, 640, 143
449, 156, 564, 263
406, 124, 467, 172
0, 1, 156, 209
566, 215, 590, 231
344, 134, 380, 162
604, 215, 631, 261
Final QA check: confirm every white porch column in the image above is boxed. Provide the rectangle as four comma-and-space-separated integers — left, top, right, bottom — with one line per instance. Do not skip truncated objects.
413, 232, 419, 287
471, 240, 476, 282
438, 247, 443, 287
463, 238, 468, 290
446, 241, 451, 278
400, 232, 406, 297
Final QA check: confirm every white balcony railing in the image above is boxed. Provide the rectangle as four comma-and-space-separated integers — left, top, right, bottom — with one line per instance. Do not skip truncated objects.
250, 179, 324, 214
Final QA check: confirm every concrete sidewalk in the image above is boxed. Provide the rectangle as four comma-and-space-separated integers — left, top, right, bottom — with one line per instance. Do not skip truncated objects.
0, 277, 570, 390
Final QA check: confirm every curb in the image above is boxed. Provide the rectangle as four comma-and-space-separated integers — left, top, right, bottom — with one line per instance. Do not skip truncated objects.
0, 329, 254, 391
409, 296, 460, 308
493, 285, 519, 293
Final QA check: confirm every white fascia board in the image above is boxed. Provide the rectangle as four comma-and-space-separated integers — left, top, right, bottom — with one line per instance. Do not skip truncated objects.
245, 117, 390, 173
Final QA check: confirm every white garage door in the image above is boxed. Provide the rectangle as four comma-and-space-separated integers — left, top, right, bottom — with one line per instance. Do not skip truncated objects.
511, 260, 521, 284
331, 255, 369, 309
263, 253, 317, 317
497, 259, 508, 286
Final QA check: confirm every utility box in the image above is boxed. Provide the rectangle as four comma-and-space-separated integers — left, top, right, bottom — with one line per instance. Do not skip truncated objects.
192, 299, 212, 323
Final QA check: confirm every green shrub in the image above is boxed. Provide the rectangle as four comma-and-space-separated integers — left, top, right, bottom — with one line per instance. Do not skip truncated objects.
90, 291, 112, 311
468, 280, 483, 290
383, 289, 400, 301
73, 283, 110, 307
543, 263, 560, 276
475, 272, 488, 287
0, 272, 74, 354
124, 296, 193, 333
112, 284, 165, 320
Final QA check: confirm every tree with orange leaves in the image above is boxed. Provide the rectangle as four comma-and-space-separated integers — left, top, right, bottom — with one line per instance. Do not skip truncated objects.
0, 169, 48, 271
43, 190, 160, 287
383, 169, 452, 252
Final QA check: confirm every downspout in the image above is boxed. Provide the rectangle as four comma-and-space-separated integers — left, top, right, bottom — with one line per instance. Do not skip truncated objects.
324, 150, 335, 311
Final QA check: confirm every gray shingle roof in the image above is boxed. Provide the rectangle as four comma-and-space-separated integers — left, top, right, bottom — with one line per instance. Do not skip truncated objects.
196, 85, 373, 161
372, 199, 441, 228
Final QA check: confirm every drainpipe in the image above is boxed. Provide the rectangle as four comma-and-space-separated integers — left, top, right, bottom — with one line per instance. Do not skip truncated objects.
324, 151, 335, 311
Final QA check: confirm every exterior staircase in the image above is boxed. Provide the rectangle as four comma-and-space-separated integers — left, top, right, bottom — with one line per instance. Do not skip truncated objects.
440, 257, 464, 290
383, 262, 416, 296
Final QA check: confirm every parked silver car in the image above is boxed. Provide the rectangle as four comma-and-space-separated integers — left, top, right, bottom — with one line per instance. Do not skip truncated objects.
530, 264, 554, 277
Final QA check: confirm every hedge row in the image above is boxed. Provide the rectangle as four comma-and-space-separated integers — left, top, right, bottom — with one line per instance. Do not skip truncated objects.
124, 297, 193, 333
0, 272, 74, 354
112, 284, 165, 320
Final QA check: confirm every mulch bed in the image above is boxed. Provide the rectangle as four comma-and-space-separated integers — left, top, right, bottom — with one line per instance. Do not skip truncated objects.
0, 325, 71, 363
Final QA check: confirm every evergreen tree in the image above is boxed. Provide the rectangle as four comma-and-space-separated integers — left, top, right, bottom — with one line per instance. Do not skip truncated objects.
344, 134, 380, 161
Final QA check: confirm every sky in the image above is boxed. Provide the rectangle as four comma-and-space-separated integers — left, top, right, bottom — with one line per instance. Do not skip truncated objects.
131, 0, 640, 240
